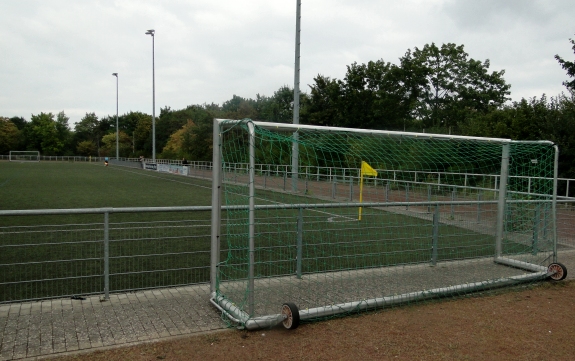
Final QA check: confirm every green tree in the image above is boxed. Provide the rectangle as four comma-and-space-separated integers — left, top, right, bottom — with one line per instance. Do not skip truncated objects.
305, 75, 344, 127
27, 112, 65, 155
399, 43, 511, 129
258, 85, 296, 123
555, 35, 575, 92
74, 113, 101, 155
101, 131, 132, 157
0, 117, 21, 154
55, 111, 73, 155
76, 140, 97, 156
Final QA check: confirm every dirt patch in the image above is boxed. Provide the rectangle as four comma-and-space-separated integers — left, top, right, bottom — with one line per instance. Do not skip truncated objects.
47, 280, 575, 361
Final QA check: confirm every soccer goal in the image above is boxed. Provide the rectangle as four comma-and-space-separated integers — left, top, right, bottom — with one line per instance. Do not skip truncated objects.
9, 151, 40, 162
210, 119, 566, 330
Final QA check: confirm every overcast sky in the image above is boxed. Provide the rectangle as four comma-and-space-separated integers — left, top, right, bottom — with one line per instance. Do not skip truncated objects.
1, 0, 574, 126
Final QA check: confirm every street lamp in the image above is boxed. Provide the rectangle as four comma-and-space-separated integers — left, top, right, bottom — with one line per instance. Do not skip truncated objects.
145, 29, 156, 162
112, 73, 119, 160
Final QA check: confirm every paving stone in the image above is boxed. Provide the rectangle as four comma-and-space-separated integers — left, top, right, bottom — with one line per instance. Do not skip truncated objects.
0, 284, 227, 360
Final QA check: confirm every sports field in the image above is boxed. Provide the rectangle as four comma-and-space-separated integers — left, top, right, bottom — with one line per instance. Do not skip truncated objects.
0, 161, 536, 305
0, 161, 213, 211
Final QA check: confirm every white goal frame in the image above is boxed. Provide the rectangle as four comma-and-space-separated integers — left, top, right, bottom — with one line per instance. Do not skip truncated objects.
209, 119, 560, 330
9, 151, 40, 162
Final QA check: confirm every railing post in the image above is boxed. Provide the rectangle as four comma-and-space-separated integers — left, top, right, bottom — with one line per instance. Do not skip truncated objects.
450, 188, 456, 219
427, 185, 432, 213
332, 181, 336, 199
104, 211, 110, 300
532, 205, 540, 255
405, 183, 409, 210
431, 205, 439, 266
349, 177, 353, 201
477, 192, 482, 223
385, 182, 389, 203
296, 208, 303, 279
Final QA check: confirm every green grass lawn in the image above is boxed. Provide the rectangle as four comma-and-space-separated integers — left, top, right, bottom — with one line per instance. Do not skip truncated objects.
0, 161, 213, 210
0, 161, 529, 303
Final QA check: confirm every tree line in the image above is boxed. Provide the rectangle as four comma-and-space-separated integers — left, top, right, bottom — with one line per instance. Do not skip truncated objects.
2, 39, 575, 178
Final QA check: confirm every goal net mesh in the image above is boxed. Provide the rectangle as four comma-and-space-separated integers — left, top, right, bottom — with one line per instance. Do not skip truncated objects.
212, 119, 557, 328
9, 151, 40, 162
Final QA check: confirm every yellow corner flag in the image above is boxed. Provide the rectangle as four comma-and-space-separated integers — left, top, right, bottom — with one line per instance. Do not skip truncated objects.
359, 161, 377, 221
361, 161, 378, 177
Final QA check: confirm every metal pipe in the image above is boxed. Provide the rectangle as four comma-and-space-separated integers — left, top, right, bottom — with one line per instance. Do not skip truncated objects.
495, 144, 510, 258
291, 0, 302, 193
216, 119, 553, 145
297, 207, 303, 279
248, 121, 256, 316
210, 118, 222, 294
103, 211, 110, 300
553, 145, 559, 262
431, 205, 439, 266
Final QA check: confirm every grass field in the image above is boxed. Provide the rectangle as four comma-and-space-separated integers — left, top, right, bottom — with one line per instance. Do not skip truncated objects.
0, 161, 535, 304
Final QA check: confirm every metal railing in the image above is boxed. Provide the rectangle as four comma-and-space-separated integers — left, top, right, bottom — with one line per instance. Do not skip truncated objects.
2, 198, 575, 304
3, 154, 574, 198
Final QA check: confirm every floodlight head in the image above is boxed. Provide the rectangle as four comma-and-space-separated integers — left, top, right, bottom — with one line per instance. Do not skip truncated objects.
145, 29, 155, 36
112, 73, 118, 77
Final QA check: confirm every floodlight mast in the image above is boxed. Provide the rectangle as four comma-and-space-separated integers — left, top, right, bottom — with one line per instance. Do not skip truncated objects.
112, 73, 119, 160
145, 29, 156, 162
291, 0, 301, 192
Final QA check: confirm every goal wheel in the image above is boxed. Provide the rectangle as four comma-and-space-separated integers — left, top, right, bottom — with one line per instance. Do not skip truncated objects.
281, 302, 300, 330
548, 262, 568, 281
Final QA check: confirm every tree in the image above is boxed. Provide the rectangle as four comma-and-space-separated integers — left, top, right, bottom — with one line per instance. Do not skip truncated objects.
305, 75, 344, 127
101, 131, 132, 157
55, 111, 73, 155
0, 117, 20, 154
399, 43, 510, 129
257, 85, 296, 123
74, 113, 101, 155
27, 112, 66, 155
76, 140, 97, 156
555, 35, 575, 92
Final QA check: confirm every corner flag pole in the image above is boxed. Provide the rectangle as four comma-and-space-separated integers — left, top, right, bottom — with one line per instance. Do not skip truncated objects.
359, 161, 377, 221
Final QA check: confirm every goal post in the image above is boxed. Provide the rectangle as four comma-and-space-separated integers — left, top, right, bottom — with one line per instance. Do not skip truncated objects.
9, 151, 40, 162
210, 119, 562, 329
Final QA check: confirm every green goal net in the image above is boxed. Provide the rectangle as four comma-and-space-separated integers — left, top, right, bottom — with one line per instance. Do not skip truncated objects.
210, 119, 562, 330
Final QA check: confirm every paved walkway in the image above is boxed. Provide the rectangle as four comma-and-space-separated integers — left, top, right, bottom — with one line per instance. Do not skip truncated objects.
0, 284, 224, 360
1, 252, 574, 361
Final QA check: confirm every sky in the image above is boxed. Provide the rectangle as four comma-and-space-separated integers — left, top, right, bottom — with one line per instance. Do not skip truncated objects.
1, 0, 574, 126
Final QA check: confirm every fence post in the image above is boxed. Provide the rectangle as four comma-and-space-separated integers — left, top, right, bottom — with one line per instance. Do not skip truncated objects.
532, 205, 540, 255
297, 208, 303, 279
385, 182, 389, 203
332, 181, 336, 199
450, 188, 456, 219
349, 177, 353, 201
431, 205, 439, 266
477, 192, 482, 223
283, 173, 287, 191
427, 185, 432, 213
405, 183, 409, 210
104, 211, 110, 300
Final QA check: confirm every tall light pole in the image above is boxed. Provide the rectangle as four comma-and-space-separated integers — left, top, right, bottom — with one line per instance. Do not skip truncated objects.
291, 0, 301, 192
145, 29, 156, 162
112, 73, 119, 160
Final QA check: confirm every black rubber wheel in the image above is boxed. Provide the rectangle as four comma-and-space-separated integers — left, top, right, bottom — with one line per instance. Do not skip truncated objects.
548, 262, 568, 281
281, 302, 300, 330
